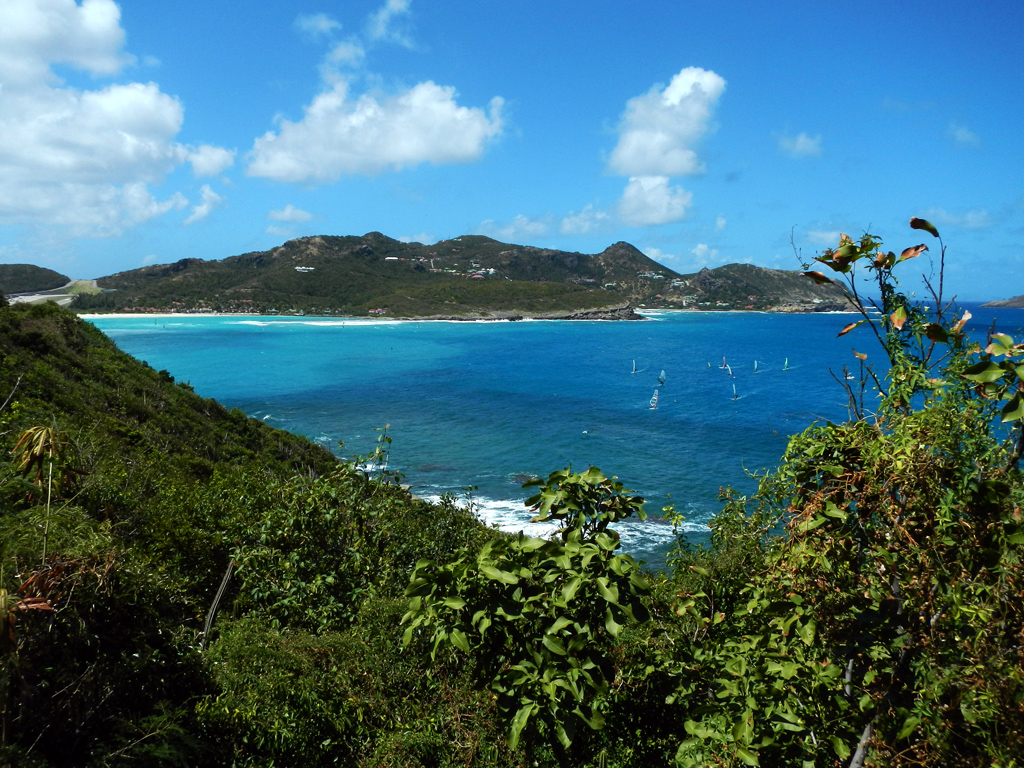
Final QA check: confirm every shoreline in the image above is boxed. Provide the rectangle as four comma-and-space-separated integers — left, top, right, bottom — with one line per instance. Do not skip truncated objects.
78, 304, 857, 322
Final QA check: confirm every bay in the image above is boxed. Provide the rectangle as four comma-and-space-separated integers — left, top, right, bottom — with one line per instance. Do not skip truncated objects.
86, 303, 1023, 568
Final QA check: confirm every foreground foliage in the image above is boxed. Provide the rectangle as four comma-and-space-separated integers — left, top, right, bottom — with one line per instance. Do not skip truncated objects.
2, 217, 1024, 767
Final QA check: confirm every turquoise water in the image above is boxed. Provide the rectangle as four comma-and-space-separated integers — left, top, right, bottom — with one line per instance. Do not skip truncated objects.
87, 304, 1022, 568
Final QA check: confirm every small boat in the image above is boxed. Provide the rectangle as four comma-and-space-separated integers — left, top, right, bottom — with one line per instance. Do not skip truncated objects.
650, 389, 659, 409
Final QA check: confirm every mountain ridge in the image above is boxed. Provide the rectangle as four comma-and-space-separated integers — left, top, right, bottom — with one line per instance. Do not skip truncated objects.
69, 232, 853, 316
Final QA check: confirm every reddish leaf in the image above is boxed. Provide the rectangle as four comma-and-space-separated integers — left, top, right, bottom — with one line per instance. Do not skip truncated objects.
838, 320, 865, 337
910, 217, 940, 238
890, 306, 908, 331
898, 244, 928, 262
803, 271, 833, 285
953, 309, 972, 333
853, 349, 868, 361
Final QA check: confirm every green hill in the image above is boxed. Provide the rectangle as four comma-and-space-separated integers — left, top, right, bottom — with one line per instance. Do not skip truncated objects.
0, 264, 70, 295
71, 233, 851, 316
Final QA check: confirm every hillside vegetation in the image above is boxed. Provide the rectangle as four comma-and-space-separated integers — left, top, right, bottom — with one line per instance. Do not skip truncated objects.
72, 232, 850, 317
2, 220, 1022, 767
0, 265, 70, 296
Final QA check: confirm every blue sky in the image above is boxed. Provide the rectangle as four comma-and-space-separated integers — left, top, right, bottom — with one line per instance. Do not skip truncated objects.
0, 0, 1021, 300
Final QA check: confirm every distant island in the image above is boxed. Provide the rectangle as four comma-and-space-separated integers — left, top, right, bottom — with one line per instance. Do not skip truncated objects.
30, 233, 852, 318
982, 294, 1024, 309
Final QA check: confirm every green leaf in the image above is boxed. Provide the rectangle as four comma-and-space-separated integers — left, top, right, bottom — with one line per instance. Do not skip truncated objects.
542, 635, 567, 656
508, 702, 535, 750
725, 656, 749, 677
548, 616, 573, 634
909, 217, 940, 238
605, 606, 623, 637
734, 746, 760, 766
449, 628, 470, 653
480, 565, 519, 584
1001, 393, 1024, 422
963, 361, 1005, 383
596, 577, 620, 604
830, 735, 851, 760
795, 618, 816, 646
897, 715, 921, 740
924, 323, 948, 343
442, 596, 466, 610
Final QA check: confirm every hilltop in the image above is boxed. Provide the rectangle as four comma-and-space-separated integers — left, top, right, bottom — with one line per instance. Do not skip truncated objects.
71, 233, 852, 317
0, 263, 70, 295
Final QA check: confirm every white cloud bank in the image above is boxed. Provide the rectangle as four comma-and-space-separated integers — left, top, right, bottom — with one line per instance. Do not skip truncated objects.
0, 0, 231, 236
607, 67, 725, 227
247, 80, 503, 183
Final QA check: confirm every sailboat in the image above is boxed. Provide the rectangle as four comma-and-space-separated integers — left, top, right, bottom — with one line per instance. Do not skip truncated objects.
650, 389, 659, 409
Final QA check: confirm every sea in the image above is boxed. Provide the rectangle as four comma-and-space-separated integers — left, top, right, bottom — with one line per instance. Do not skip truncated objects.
86, 303, 1024, 570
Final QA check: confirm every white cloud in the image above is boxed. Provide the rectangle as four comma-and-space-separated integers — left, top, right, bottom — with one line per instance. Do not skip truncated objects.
641, 247, 678, 266
183, 184, 223, 225
268, 204, 313, 222
295, 12, 342, 38
186, 144, 236, 177
560, 204, 610, 235
617, 176, 692, 226
806, 230, 842, 247
367, 0, 412, 47
327, 41, 366, 67
0, 0, 228, 237
0, 0, 132, 85
778, 132, 822, 158
922, 207, 993, 229
690, 243, 720, 266
715, 214, 727, 231
608, 67, 726, 177
947, 122, 979, 146
247, 80, 503, 183
476, 214, 551, 242
398, 232, 433, 244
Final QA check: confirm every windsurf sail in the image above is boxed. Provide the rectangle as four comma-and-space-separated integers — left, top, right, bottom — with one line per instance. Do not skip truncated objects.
657, 369, 666, 386
632, 359, 637, 374
650, 389, 659, 409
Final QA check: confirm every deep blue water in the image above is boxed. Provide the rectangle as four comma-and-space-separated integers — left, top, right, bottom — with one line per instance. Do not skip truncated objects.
87, 303, 1024, 568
